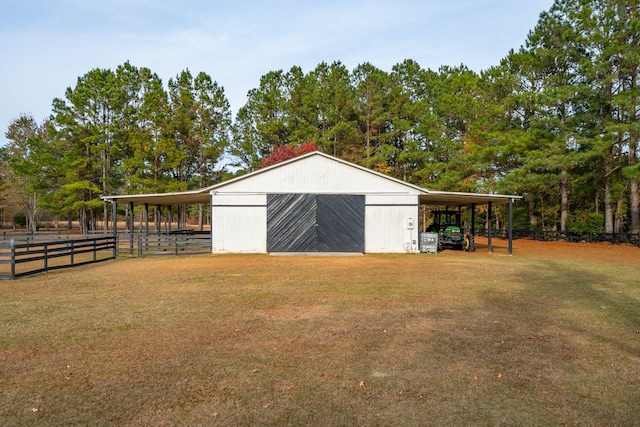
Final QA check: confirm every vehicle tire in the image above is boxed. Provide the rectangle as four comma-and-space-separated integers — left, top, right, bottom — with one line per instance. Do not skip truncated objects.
464, 234, 475, 252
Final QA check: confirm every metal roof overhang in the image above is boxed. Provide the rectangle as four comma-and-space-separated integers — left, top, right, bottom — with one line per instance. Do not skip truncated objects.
419, 191, 522, 207
102, 189, 211, 206
102, 189, 521, 207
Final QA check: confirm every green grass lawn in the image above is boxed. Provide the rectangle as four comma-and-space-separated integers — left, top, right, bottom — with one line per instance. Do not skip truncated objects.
1, 243, 639, 426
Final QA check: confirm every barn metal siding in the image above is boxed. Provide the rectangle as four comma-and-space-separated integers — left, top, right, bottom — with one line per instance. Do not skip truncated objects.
365, 195, 419, 253
212, 193, 267, 207
212, 194, 267, 252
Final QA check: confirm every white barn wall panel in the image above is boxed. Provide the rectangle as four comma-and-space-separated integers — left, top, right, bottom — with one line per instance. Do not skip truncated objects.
366, 194, 419, 205
212, 194, 266, 253
365, 195, 419, 253
211, 193, 266, 206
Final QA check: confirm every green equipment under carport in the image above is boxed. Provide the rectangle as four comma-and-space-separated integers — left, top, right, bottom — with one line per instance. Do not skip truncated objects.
426, 209, 475, 252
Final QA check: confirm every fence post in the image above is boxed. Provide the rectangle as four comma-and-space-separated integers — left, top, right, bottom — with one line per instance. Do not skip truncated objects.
138, 235, 142, 258
175, 235, 178, 255
10, 239, 15, 280
70, 241, 75, 266
93, 238, 97, 262
44, 243, 48, 273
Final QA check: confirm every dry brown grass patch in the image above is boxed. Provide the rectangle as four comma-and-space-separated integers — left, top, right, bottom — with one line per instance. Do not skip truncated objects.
1, 239, 639, 425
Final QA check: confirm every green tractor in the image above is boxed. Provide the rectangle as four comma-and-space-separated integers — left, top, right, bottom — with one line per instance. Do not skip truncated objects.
427, 210, 475, 252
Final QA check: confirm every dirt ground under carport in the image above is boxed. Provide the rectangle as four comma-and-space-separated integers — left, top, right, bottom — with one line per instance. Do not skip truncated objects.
469, 236, 640, 267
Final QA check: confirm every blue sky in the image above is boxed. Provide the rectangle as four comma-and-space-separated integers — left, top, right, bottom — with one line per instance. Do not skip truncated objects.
1, 0, 554, 145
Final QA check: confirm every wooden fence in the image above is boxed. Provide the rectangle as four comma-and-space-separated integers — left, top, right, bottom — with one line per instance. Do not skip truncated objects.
116, 232, 212, 257
0, 236, 117, 279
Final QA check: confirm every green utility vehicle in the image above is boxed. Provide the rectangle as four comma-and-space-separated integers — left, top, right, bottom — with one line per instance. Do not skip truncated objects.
427, 210, 475, 252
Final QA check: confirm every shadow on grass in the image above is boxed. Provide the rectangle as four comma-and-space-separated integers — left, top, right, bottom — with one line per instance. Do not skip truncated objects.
458, 259, 640, 425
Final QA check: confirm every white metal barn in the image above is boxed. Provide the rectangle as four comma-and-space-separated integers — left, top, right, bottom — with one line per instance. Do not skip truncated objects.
103, 151, 521, 254
210, 152, 422, 253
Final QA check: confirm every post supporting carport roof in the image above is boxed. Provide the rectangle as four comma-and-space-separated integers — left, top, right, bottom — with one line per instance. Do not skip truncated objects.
144, 203, 149, 236
488, 201, 493, 253
471, 203, 476, 237
111, 199, 117, 237
508, 197, 514, 256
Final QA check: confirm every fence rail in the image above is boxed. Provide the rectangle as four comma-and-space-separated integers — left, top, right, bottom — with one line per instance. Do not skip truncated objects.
0, 231, 67, 245
0, 236, 117, 279
116, 232, 212, 257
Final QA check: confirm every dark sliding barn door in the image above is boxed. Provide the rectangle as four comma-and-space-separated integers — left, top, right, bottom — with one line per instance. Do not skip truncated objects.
267, 194, 365, 252
267, 194, 316, 252
316, 194, 365, 252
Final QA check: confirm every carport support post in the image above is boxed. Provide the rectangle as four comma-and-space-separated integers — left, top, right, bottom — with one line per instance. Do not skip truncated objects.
488, 201, 493, 253
112, 201, 117, 236
111, 201, 117, 258
156, 205, 161, 234
156, 205, 162, 250
144, 203, 149, 236
471, 203, 476, 236
144, 203, 149, 253
129, 202, 134, 256
128, 202, 134, 232
508, 198, 513, 256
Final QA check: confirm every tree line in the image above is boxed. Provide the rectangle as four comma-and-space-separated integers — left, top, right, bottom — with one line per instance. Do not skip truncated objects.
3, 64, 231, 233
2, 0, 639, 235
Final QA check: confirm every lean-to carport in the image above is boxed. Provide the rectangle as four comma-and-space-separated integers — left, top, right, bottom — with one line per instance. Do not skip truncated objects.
103, 189, 521, 255
102, 188, 213, 236
419, 191, 522, 255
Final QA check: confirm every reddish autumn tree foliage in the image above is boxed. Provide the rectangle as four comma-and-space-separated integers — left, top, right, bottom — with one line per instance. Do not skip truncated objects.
260, 142, 317, 168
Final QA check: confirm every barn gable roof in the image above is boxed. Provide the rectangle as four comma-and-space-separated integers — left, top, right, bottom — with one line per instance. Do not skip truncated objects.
206, 151, 427, 195
102, 151, 520, 206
